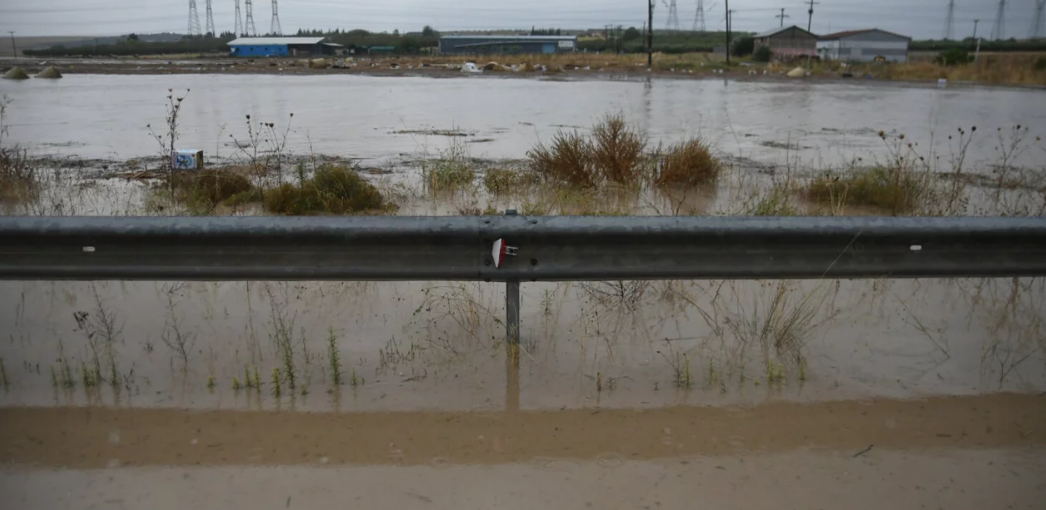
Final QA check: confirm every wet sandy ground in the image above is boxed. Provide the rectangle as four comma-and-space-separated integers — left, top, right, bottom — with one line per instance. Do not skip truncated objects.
4, 449, 1042, 510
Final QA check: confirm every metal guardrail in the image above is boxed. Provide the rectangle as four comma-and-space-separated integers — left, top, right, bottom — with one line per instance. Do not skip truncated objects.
3, 215, 1046, 341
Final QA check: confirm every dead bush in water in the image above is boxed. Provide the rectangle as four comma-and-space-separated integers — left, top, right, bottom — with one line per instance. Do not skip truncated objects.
653, 139, 721, 187
146, 89, 189, 196
592, 114, 646, 185
264, 164, 386, 215
528, 130, 596, 188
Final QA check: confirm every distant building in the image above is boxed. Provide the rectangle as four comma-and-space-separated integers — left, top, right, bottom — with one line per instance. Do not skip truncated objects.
227, 37, 344, 57
817, 29, 911, 63
439, 35, 577, 55
753, 26, 818, 59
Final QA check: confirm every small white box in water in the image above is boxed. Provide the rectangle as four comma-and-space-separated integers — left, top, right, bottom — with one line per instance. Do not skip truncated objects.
172, 150, 203, 170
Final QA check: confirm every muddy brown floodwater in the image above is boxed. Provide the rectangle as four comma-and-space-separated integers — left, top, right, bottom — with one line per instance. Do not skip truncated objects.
2, 74, 1045, 168
1, 73, 1046, 509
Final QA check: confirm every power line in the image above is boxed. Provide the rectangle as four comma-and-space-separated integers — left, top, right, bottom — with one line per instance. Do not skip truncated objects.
991, 0, 1005, 40
693, 0, 707, 31
205, 0, 215, 36
1032, 0, 1046, 39
245, 0, 256, 36
271, 0, 282, 35
777, 7, 790, 27
944, 0, 955, 40
234, 0, 243, 36
187, 0, 202, 36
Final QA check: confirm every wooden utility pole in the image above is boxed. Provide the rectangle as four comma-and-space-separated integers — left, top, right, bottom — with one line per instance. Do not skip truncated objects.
725, 0, 731, 64
648, 0, 654, 69
777, 8, 789, 27
7, 31, 15, 60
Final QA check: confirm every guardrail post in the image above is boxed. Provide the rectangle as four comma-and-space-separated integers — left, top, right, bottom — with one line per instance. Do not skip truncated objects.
504, 209, 521, 344
506, 279, 520, 344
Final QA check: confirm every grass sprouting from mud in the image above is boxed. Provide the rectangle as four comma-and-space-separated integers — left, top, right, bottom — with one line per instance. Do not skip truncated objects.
327, 328, 342, 386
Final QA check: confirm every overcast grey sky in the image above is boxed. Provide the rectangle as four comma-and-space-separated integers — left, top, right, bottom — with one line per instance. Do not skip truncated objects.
0, 0, 1038, 40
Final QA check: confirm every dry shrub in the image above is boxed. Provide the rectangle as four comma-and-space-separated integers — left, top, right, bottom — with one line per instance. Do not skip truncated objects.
0, 146, 38, 203
264, 164, 384, 215
806, 165, 930, 215
592, 114, 646, 185
654, 138, 721, 187
528, 130, 596, 188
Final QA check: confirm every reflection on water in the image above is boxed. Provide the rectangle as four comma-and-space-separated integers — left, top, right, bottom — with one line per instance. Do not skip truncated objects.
2, 75, 1044, 169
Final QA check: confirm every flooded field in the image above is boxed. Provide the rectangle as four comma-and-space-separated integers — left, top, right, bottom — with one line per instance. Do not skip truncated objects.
1, 74, 1045, 168
1, 74, 1045, 508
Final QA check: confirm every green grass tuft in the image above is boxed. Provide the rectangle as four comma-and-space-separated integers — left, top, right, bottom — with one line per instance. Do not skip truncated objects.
264, 164, 385, 215
806, 165, 930, 215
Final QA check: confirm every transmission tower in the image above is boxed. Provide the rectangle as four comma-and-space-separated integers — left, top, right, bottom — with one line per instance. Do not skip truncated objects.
271, 0, 282, 35
693, 0, 706, 31
205, 0, 215, 36
944, 0, 955, 40
1031, 0, 1046, 39
188, 0, 202, 36
245, 0, 256, 36
991, 0, 1006, 40
234, 0, 243, 36
661, 1, 681, 30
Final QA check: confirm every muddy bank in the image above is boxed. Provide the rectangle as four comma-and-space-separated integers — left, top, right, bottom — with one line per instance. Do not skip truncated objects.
1, 393, 1044, 468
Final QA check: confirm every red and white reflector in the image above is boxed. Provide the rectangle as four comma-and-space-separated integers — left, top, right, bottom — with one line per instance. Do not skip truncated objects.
492, 238, 518, 269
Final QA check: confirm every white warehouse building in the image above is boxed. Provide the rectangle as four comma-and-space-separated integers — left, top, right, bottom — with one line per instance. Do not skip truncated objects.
816, 29, 911, 63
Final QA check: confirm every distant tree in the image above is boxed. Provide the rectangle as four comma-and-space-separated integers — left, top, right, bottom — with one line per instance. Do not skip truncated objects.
127, 33, 139, 41
752, 46, 771, 62
556, 29, 562, 36
393, 29, 400, 36
935, 48, 972, 66
398, 36, 421, 53
422, 25, 436, 37
296, 28, 303, 35
623, 27, 641, 41
731, 36, 754, 57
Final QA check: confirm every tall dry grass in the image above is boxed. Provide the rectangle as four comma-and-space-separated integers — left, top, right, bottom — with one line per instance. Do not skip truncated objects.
591, 115, 646, 185
848, 54, 1046, 86
653, 139, 721, 187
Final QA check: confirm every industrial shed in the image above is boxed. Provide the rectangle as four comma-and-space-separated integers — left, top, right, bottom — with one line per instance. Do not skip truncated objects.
227, 37, 344, 57
439, 35, 577, 55
753, 26, 818, 59
817, 29, 911, 63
